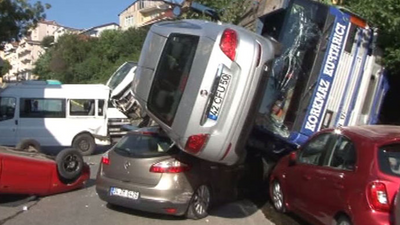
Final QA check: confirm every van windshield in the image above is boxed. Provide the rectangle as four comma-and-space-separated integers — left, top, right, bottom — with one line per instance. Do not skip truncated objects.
147, 33, 199, 126
107, 62, 136, 90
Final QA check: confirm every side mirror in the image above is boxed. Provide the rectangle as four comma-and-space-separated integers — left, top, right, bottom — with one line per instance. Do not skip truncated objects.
289, 151, 297, 166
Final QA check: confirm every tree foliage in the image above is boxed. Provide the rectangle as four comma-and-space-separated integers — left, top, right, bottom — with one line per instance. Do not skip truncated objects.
41, 35, 54, 48
0, 60, 12, 77
0, 0, 51, 42
34, 27, 149, 84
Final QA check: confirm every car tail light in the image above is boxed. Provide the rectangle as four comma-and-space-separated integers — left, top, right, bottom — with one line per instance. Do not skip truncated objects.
185, 134, 209, 154
101, 153, 110, 165
220, 29, 237, 61
367, 181, 390, 212
150, 159, 190, 173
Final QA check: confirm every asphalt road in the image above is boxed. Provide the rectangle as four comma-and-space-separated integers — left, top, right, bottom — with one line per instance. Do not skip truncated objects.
0, 153, 307, 225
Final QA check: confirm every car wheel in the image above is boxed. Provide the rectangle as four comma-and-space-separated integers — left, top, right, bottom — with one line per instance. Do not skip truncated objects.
186, 185, 211, 220
72, 133, 96, 156
16, 139, 42, 153
56, 148, 84, 180
270, 180, 286, 213
336, 216, 352, 225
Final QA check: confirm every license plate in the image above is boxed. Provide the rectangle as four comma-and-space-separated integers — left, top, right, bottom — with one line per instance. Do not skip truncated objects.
109, 187, 139, 200
208, 73, 231, 120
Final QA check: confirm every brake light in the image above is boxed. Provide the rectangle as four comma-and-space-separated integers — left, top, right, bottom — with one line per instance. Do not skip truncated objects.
185, 134, 209, 154
150, 159, 190, 173
367, 181, 390, 212
101, 152, 110, 165
220, 29, 237, 61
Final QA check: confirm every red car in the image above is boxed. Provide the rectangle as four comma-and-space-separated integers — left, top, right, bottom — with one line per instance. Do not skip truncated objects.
0, 147, 90, 196
270, 125, 400, 225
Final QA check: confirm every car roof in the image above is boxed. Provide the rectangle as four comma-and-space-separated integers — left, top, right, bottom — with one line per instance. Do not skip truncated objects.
339, 125, 400, 145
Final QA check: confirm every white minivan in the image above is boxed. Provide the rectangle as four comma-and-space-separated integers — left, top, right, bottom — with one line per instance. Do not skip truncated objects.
0, 83, 120, 155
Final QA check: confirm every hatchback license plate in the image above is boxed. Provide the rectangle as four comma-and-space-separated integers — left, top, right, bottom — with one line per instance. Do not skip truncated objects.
109, 187, 139, 200
208, 73, 231, 120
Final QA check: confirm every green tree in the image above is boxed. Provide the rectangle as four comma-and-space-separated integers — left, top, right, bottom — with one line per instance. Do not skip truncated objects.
0, 0, 51, 42
41, 35, 54, 48
0, 60, 12, 77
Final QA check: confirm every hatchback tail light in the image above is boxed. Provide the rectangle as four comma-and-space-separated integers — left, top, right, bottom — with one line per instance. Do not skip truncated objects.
220, 29, 237, 61
150, 159, 190, 173
101, 153, 110, 165
367, 181, 390, 212
185, 134, 209, 154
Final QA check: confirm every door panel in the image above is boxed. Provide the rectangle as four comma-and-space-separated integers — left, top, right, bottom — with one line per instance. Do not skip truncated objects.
0, 97, 17, 146
0, 155, 53, 194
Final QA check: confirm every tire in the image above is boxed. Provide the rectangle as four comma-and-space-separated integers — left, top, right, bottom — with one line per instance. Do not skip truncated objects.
186, 185, 211, 220
72, 133, 96, 156
336, 216, 352, 225
16, 139, 42, 153
56, 148, 84, 180
270, 180, 286, 213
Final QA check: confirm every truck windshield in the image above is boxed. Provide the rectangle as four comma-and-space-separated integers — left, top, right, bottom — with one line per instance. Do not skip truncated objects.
255, 0, 329, 138
107, 62, 137, 90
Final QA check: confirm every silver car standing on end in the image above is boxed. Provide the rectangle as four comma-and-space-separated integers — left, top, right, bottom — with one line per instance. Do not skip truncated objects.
133, 19, 277, 165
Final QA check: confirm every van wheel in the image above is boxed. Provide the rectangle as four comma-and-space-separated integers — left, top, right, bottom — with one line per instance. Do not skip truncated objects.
186, 185, 211, 220
16, 139, 42, 153
56, 148, 83, 180
72, 133, 95, 156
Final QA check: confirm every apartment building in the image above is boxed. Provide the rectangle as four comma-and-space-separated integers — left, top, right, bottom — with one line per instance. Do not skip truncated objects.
80, 23, 120, 37
119, 0, 172, 30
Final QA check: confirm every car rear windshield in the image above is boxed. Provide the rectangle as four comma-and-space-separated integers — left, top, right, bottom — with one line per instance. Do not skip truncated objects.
148, 33, 199, 126
378, 144, 400, 178
114, 133, 175, 158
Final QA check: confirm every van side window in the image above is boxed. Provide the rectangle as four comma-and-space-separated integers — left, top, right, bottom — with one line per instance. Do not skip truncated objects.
70, 99, 95, 116
98, 100, 104, 116
20, 98, 66, 118
0, 97, 16, 121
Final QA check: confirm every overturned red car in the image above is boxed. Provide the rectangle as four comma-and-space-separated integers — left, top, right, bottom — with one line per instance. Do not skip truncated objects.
0, 147, 90, 196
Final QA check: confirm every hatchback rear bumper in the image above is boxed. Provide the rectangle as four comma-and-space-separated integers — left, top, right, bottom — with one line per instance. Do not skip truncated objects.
96, 172, 193, 216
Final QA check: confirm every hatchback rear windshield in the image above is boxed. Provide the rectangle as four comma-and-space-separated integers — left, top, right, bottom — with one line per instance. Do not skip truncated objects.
148, 33, 199, 126
114, 133, 175, 158
378, 144, 400, 178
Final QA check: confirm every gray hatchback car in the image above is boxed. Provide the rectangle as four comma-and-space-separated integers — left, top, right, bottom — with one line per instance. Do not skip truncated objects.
95, 126, 238, 219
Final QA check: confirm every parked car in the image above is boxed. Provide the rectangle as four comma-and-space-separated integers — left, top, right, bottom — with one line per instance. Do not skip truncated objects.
395, 188, 400, 225
0, 147, 90, 196
96, 126, 239, 219
269, 125, 400, 225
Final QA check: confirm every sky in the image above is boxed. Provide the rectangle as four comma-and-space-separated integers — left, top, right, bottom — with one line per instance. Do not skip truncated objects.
41, 0, 136, 29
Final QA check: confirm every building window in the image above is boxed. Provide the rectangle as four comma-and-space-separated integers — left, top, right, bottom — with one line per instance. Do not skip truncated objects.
125, 15, 134, 27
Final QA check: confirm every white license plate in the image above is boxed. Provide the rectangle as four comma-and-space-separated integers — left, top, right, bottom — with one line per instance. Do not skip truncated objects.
208, 73, 232, 120
109, 187, 139, 200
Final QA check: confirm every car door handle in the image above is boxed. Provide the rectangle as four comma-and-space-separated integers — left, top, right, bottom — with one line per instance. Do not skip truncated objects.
15, 120, 18, 125
302, 175, 311, 181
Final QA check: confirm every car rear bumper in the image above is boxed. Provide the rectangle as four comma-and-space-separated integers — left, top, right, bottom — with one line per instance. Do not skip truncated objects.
95, 171, 193, 216
352, 210, 391, 225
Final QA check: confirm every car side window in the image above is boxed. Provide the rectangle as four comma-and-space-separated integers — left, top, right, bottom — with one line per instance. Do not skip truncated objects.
0, 97, 16, 121
328, 136, 356, 170
298, 133, 332, 165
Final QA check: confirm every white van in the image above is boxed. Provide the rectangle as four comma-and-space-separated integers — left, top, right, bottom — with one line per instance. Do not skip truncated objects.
0, 83, 123, 155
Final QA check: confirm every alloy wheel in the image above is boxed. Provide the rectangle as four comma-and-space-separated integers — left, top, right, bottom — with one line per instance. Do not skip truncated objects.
272, 181, 284, 211
192, 185, 210, 216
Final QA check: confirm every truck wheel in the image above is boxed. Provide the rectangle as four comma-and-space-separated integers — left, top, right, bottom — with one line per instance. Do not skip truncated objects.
16, 139, 42, 153
72, 133, 96, 156
186, 185, 211, 220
